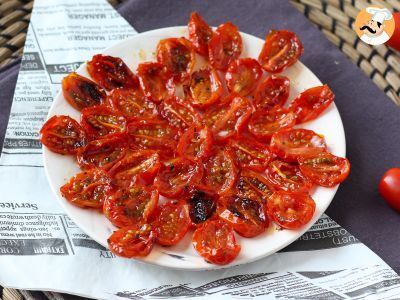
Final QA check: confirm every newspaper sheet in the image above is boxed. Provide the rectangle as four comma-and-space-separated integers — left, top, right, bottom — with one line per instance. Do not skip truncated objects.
0, 0, 399, 299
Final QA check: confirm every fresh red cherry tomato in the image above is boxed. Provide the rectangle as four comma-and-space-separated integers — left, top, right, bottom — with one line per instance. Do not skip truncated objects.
176, 124, 213, 161
159, 96, 201, 131
188, 12, 213, 56
379, 168, 400, 211
289, 85, 334, 124
225, 58, 263, 96
254, 75, 290, 110
258, 30, 303, 73
40, 115, 86, 154
192, 219, 241, 265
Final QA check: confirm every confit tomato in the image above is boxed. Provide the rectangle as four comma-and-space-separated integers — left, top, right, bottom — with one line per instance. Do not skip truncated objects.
186, 188, 217, 226
108, 224, 155, 258
203, 94, 252, 142
154, 158, 204, 198
298, 152, 350, 187
289, 85, 334, 124
192, 219, 240, 265
60, 168, 111, 209
265, 159, 312, 192
228, 136, 271, 172
156, 37, 195, 83
217, 195, 268, 238
248, 108, 296, 141
267, 191, 315, 229
77, 136, 128, 171
81, 105, 127, 141
176, 124, 213, 161
108, 150, 161, 187
270, 128, 327, 162
154, 201, 191, 246
254, 75, 290, 110
62, 72, 106, 111
40, 115, 86, 155
188, 12, 213, 56
379, 168, 400, 211
103, 185, 159, 228
233, 169, 275, 204
208, 22, 242, 71
137, 62, 175, 104
225, 58, 263, 97
258, 30, 303, 73
203, 149, 238, 195
186, 68, 223, 109
107, 88, 158, 121
87, 54, 138, 91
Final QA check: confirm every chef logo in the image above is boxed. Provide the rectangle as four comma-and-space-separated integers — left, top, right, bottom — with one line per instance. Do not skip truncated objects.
355, 6, 395, 46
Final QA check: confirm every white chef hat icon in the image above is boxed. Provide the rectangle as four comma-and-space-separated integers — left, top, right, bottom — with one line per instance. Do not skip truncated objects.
366, 7, 393, 24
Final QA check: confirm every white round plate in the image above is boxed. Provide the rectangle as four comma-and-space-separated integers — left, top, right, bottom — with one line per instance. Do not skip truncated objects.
43, 26, 346, 270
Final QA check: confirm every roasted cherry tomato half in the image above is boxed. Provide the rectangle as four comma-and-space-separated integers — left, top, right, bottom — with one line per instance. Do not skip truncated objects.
203, 94, 252, 142
127, 119, 180, 160
270, 128, 327, 162
156, 37, 195, 83
203, 149, 238, 195
248, 108, 296, 142
265, 160, 312, 192
186, 68, 223, 109
154, 158, 204, 198
186, 188, 217, 226
188, 12, 213, 56
103, 185, 159, 228
62, 72, 106, 111
217, 195, 268, 238
289, 85, 334, 124
137, 62, 175, 104
379, 168, 400, 211
267, 191, 315, 229
108, 224, 155, 258
107, 88, 158, 121
258, 30, 303, 73
159, 96, 201, 131
80, 105, 127, 141
87, 54, 138, 91
192, 219, 240, 265
176, 124, 213, 161
254, 75, 290, 110
298, 152, 350, 187
225, 58, 263, 96
108, 150, 161, 187
60, 169, 111, 209
233, 169, 275, 204
154, 201, 191, 246
40, 115, 86, 154
77, 136, 128, 171
228, 136, 271, 172
208, 22, 243, 71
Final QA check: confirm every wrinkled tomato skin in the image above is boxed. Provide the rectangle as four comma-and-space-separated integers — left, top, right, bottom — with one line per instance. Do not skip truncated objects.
154, 201, 191, 246
176, 125, 213, 161
298, 152, 350, 187
87, 54, 138, 91
208, 22, 243, 71
265, 160, 312, 193
192, 219, 241, 265
108, 224, 155, 258
225, 58, 263, 97
60, 169, 111, 209
188, 12, 213, 56
258, 30, 303, 73
103, 185, 159, 228
270, 128, 327, 162
77, 136, 128, 171
233, 169, 275, 204
254, 75, 290, 110
156, 37, 195, 83
267, 191, 315, 229
379, 168, 400, 212
137, 62, 175, 104
217, 195, 268, 238
186, 188, 217, 226
289, 85, 335, 124
40, 115, 86, 155
186, 68, 223, 109
62, 72, 106, 111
